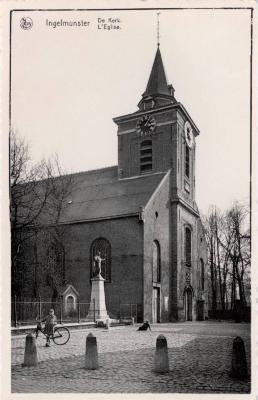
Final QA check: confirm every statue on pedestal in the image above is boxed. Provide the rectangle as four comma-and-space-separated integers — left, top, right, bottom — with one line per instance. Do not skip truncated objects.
94, 251, 105, 277
87, 250, 109, 321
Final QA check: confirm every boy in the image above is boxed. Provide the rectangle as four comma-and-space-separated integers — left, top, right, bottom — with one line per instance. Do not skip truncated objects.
37, 308, 57, 347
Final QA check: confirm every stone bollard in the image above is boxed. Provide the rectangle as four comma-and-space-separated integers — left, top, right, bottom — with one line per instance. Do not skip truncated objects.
85, 333, 99, 370
23, 333, 38, 367
106, 318, 110, 330
154, 335, 169, 373
231, 336, 248, 379
131, 317, 135, 326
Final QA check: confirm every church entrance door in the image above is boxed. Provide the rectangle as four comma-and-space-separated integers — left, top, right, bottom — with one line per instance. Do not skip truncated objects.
184, 288, 192, 321
197, 300, 204, 321
152, 288, 160, 323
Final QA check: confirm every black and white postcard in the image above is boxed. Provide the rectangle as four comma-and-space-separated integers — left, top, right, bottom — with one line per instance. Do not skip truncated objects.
1, 0, 257, 398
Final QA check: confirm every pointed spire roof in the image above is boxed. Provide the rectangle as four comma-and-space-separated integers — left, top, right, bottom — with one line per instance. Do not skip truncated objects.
143, 47, 171, 97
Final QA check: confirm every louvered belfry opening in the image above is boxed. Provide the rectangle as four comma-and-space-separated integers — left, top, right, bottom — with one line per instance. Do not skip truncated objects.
140, 140, 152, 173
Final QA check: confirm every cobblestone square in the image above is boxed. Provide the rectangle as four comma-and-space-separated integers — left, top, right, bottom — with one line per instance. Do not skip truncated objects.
11, 322, 251, 393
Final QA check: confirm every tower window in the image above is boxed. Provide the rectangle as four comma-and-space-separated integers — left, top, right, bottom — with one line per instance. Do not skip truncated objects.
185, 145, 190, 178
140, 140, 152, 173
185, 227, 192, 267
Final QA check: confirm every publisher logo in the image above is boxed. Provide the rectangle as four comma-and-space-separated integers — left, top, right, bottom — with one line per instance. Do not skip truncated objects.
20, 17, 33, 30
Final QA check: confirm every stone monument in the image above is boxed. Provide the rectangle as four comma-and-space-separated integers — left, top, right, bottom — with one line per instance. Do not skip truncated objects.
87, 251, 110, 321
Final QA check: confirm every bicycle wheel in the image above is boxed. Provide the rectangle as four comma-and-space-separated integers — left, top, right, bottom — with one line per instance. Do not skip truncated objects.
52, 327, 70, 345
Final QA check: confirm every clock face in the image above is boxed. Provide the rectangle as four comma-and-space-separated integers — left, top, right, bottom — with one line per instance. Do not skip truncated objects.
184, 121, 194, 148
136, 115, 156, 136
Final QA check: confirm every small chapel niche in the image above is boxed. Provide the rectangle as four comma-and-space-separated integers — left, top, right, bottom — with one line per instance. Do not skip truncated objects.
59, 284, 79, 316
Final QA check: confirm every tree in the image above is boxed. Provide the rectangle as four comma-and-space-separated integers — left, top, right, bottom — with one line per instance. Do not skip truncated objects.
203, 207, 219, 313
224, 203, 250, 308
42, 155, 74, 302
204, 202, 251, 315
10, 132, 74, 301
10, 130, 52, 298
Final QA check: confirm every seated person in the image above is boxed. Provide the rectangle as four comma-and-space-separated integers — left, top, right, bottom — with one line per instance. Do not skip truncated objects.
137, 320, 151, 331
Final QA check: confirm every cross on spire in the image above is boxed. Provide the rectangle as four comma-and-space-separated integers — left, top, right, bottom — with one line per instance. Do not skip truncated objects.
157, 12, 161, 47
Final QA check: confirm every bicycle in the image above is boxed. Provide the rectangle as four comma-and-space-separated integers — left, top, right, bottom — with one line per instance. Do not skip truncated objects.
34, 322, 70, 345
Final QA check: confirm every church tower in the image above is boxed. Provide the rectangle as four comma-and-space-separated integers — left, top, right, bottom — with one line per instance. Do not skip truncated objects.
114, 45, 208, 322
113, 45, 199, 210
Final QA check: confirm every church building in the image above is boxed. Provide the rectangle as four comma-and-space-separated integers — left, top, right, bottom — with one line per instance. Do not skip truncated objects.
15, 45, 208, 323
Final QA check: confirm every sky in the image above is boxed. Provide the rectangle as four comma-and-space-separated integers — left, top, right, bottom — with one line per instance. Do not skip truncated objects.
11, 8, 251, 215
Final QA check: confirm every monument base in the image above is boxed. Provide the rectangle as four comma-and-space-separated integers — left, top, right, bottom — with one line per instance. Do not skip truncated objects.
87, 273, 110, 321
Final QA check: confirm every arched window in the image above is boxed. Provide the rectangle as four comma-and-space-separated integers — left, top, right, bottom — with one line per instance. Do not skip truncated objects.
47, 245, 57, 270
140, 140, 152, 173
200, 258, 205, 290
185, 144, 190, 178
46, 242, 65, 283
185, 227, 192, 267
91, 238, 111, 282
153, 240, 161, 283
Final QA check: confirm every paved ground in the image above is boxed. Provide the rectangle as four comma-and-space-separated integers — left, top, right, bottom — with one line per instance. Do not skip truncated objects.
11, 321, 251, 393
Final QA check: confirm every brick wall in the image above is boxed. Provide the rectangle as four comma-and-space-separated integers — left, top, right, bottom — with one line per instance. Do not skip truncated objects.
22, 217, 144, 321
143, 172, 171, 322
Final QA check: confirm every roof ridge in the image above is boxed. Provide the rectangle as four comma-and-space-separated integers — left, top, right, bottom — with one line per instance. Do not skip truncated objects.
62, 165, 117, 178
39, 165, 118, 183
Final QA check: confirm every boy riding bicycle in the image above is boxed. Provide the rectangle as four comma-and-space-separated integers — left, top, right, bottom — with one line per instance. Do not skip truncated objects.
36, 308, 57, 347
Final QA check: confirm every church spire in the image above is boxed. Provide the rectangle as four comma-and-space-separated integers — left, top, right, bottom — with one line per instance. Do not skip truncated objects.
137, 14, 175, 111
143, 47, 170, 97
